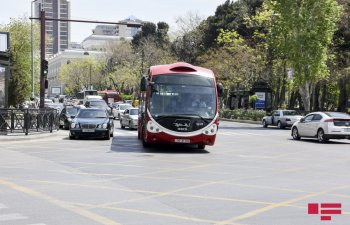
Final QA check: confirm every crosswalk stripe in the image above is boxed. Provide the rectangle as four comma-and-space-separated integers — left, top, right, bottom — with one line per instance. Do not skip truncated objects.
0, 203, 7, 209
0, 213, 27, 221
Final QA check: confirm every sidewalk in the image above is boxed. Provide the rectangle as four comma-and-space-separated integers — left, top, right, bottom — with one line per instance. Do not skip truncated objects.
0, 129, 61, 142
219, 118, 262, 125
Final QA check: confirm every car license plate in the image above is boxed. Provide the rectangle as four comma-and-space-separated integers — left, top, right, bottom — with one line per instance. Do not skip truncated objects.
174, 139, 190, 143
82, 129, 95, 133
344, 128, 350, 132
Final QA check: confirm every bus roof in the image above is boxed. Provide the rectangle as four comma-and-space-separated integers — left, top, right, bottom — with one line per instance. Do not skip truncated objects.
150, 62, 214, 78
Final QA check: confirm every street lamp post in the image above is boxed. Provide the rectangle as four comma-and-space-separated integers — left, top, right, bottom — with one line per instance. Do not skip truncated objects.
31, 0, 40, 98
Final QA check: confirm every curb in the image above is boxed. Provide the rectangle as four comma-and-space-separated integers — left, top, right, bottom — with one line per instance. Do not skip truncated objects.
0, 129, 61, 142
219, 118, 262, 125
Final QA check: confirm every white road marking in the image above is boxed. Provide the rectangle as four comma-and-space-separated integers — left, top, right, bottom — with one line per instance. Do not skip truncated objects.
0, 213, 27, 221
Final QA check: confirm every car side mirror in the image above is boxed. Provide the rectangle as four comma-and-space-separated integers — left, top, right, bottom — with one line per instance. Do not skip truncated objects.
300, 118, 305, 123
217, 83, 223, 97
109, 116, 114, 119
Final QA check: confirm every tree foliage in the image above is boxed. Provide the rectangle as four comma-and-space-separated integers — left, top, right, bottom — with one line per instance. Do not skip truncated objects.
0, 18, 40, 106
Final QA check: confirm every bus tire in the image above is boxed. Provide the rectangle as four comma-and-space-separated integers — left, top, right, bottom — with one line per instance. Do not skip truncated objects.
198, 144, 205, 150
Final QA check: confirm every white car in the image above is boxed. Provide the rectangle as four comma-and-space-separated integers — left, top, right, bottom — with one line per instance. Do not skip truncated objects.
120, 108, 138, 129
113, 103, 133, 119
291, 112, 350, 143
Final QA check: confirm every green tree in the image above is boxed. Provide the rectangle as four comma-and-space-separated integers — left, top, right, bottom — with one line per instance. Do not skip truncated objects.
58, 57, 105, 96
261, 0, 342, 111
0, 18, 40, 106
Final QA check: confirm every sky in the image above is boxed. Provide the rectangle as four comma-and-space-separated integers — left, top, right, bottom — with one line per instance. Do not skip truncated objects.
0, 0, 228, 43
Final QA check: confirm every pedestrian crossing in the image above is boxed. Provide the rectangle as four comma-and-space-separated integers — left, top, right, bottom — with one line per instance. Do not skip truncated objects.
0, 203, 46, 225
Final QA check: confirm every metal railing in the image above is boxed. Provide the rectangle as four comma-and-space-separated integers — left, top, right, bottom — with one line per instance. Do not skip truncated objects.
0, 108, 60, 135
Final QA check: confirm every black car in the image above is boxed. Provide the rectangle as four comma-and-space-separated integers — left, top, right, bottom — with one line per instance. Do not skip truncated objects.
59, 106, 80, 129
84, 100, 112, 116
69, 108, 114, 140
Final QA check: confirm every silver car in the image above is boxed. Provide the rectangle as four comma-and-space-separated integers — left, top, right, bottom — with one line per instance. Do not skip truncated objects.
262, 110, 303, 129
291, 112, 350, 143
113, 103, 133, 119
120, 108, 138, 129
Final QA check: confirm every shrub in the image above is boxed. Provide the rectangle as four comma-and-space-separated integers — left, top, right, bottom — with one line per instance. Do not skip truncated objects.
219, 108, 266, 121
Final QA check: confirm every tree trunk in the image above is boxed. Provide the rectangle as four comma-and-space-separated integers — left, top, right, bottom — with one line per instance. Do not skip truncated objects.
337, 78, 347, 112
312, 82, 320, 111
299, 81, 312, 112
278, 60, 287, 108
320, 80, 327, 111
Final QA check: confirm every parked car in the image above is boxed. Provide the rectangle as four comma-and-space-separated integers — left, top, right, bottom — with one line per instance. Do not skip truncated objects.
113, 103, 133, 120
84, 99, 112, 116
262, 110, 303, 129
59, 106, 79, 129
120, 108, 138, 129
69, 108, 114, 140
44, 103, 64, 112
291, 112, 350, 143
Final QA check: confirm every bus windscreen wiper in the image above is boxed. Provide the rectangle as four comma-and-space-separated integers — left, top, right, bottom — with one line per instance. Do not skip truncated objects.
176, 114, 212, 124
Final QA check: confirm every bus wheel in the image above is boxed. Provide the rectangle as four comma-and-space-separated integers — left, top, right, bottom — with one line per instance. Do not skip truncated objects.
142, 133, 151, 148
198, 144, 205, 150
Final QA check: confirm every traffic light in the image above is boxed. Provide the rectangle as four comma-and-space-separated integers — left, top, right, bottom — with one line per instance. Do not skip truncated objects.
42, 59, 48, 77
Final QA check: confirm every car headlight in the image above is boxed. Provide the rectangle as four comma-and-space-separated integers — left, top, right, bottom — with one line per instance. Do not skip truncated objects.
67, 118, 72, 122
102, 123, 108, 129
147, 121, 161, 133
71, 123, 76, 128
203, 123, 218, 136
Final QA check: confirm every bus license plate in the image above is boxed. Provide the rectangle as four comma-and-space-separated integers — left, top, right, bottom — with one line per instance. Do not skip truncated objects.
82, 129, 95, 133
174, 139, 190, 143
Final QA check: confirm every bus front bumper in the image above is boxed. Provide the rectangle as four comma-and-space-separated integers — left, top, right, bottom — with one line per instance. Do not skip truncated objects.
145, 132, 216, 146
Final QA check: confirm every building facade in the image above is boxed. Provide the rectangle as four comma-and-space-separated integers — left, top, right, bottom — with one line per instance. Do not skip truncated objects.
47, 49, 103, 96
35, 0, 71, 57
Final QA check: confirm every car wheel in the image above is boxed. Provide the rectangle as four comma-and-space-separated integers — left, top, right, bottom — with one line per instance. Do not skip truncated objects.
262, 120, 268, 128
129, 122, 133, 130
317, 129, 328, 143
120, 120, 125, 129
69, 132, 74, 139
110, 127, 114, 137
292, 127, 301, 140
277, 121, 284, 129
105, 131, 110, 140
198, 144, 205, 150
142, 131, 151, 148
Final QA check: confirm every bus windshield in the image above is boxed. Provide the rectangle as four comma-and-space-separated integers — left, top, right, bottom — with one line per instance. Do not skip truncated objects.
149, 74, 217, 119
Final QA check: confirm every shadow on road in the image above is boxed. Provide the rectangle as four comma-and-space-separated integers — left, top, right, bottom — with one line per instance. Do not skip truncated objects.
219, 125, 291, 131
109, 135, 210, 154
288, 138, 350, 145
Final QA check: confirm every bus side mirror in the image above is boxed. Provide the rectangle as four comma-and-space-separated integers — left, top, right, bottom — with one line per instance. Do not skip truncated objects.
217, 83, 223, 97
140, 76, 147, 91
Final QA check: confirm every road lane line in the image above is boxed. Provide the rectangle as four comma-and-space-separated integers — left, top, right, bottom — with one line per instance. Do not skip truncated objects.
214, 184, 350, 225
0, 179, 122, 225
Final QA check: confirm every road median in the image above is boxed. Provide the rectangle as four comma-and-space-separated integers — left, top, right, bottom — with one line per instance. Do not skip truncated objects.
219, 118, 262, 125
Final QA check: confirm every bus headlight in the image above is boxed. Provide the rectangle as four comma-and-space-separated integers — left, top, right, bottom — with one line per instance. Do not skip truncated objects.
203, 124, 217, 136
147, 121, 161, 133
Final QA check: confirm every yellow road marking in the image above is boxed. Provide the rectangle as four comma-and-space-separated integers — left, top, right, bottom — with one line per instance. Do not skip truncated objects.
0, 179, 122, 225
214, 184, 350, 225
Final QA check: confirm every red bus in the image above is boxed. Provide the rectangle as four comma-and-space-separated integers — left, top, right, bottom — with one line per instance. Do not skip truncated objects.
98, 90, 121, 104
138, 62, 221, 149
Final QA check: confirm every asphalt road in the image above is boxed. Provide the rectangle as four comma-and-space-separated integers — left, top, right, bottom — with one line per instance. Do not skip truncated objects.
0, 121, 350, 225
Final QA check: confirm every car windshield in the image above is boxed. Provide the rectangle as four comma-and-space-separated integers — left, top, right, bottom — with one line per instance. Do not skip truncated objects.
90, 101, 107, 107
120, 104, 132, 110
66, 107, 78, 115
77, 110, 107, 118
325, 112, 350, 119
149, 74, 217, 119
283, 110, 300, 116
130, 109, 138, 115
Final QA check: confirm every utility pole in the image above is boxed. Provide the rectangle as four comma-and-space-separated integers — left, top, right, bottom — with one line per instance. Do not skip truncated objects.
39, 9, 46, 109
